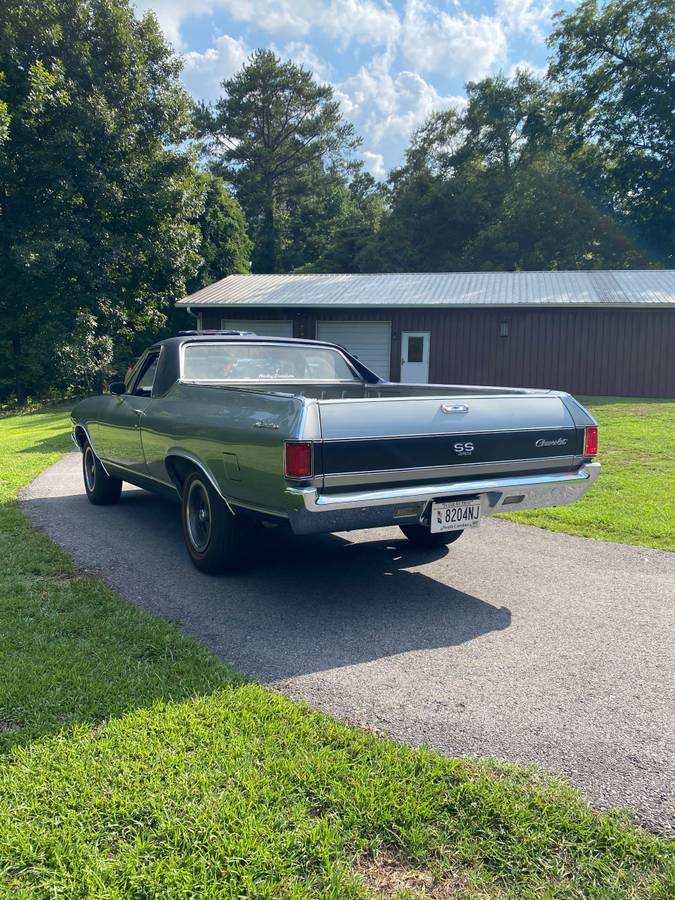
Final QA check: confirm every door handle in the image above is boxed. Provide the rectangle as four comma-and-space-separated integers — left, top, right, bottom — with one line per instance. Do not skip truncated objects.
440, 403, 469, 414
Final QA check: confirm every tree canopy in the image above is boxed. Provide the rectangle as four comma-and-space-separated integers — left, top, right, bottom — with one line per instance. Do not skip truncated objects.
360, 63, 655, 273
0, 0, 208, 399
186, 174, 251, 294
549, 0, 675, 265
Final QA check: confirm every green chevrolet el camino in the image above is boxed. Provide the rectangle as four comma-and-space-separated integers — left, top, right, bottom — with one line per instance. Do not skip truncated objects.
71, 331, 600, 574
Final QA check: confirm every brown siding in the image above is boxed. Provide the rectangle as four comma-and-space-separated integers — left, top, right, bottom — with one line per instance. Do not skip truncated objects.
199, 306, 675, 398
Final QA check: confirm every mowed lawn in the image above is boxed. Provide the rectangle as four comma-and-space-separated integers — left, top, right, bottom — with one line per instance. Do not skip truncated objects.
0, 409, 673, 898
504, 397, 675, 551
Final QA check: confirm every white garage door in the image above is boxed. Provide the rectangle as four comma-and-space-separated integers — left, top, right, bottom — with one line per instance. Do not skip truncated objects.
316, 321, 391, 380
221, 318, 293, 337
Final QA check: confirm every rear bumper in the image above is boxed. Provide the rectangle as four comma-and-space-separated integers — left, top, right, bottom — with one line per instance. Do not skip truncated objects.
285, 462, 600, 535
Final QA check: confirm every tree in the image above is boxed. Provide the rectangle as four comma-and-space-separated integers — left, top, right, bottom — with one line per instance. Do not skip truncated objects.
465, 155, 653, 270
204, 50, 359, 273
361, 73, 554, 272
297, 169, 384, 273
461, 71, 554, 175
549, 0, 675, 264
0, 0, 204, 401
187, 174, 251, 293
361, 66, 656, 273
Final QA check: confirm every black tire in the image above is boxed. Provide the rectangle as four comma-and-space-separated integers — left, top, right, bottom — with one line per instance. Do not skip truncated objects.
399, 523, 464, 548
82, 442, 122, 505
181, 470, 255, 574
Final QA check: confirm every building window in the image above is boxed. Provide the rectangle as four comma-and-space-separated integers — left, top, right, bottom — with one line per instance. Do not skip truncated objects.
499, 321, 509, 338
407, 335, 425, 362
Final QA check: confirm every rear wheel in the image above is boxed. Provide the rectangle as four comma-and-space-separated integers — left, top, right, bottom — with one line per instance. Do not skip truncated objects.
400, 523, 463, 548
82, 442, 122, 505
181, 470, 256, 574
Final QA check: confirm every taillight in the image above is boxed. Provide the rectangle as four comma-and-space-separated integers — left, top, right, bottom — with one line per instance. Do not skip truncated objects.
285, 441, 313, 478
584, 426, 598, 457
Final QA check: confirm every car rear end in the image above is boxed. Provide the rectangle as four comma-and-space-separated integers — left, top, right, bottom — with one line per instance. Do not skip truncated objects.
283, 390, 600, 535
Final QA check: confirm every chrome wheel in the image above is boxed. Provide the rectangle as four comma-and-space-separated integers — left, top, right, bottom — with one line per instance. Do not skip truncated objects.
186, 478, 212, 553
84, 446, 96, 492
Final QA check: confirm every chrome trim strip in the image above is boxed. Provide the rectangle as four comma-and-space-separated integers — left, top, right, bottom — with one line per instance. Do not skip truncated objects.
104, 460, 176, 491
322, 392, 536, 404
319, 426, 577, 442
287, 463, 601, 512
321, 455, 580, 486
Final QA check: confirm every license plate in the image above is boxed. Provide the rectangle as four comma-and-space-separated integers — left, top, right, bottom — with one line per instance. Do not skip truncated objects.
431, 498, 481, 532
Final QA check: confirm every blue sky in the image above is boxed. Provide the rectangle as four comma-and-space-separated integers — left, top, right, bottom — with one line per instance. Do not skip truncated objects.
136, 1, 575, 178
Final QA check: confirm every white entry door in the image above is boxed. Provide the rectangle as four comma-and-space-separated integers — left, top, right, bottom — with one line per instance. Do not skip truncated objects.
400, 331, 430, 383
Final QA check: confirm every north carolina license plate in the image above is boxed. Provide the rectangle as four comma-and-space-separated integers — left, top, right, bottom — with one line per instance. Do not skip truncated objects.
431, 498, 481, 532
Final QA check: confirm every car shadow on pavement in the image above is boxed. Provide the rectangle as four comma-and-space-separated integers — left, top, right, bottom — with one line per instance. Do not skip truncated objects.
22, 486, 512, 682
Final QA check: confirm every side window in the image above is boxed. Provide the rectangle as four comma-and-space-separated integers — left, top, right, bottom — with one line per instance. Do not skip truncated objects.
133, 354, 159, 397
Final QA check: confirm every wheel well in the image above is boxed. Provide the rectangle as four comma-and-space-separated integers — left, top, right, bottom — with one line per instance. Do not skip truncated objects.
164, 455, 200, 495
73, 426, 88, 449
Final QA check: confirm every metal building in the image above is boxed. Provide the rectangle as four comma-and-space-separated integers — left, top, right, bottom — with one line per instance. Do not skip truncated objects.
176, 271, 675, 397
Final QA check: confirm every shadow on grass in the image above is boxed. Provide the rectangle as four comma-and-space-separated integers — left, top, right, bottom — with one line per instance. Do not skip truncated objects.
18, 431, 74, 454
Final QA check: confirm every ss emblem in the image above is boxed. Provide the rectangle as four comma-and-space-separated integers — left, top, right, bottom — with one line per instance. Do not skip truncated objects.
453, 441, 474, 456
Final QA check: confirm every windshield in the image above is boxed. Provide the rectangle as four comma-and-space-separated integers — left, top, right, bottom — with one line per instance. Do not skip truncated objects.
182, 342, 359, 382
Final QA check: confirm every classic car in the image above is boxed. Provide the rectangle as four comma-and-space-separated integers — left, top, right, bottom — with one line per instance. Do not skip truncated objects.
71, 332, 600, 574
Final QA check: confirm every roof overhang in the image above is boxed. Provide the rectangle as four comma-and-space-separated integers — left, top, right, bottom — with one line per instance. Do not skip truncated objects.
175, 271, 675, 310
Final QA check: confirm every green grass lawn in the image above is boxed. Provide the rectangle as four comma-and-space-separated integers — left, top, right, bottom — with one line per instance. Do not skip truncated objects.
504, 397, 675, 551
0, 409, 673, 898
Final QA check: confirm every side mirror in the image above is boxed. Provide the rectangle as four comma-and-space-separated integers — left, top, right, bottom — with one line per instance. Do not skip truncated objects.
109, 381, 126, 395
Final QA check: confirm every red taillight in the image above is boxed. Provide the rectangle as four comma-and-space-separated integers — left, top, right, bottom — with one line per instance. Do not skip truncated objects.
285, 441, 313, 478
584, 426, 598, 457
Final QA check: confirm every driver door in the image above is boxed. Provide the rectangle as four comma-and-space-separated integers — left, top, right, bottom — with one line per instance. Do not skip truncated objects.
96, 352, 158, 473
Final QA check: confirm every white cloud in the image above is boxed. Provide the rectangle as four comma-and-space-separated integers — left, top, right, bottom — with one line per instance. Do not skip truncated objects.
346, 68, 463, 142
224, 0, 316, 38
182, 34, 249, 101
134, 1, 209, 48
362, 150, 386, 180
136, 0, 399, 50
323, 0, 400, 49
402, 0, 507, 81
276, 42, 333, 81
495, 0, 554, 42
337, 55, 465, 175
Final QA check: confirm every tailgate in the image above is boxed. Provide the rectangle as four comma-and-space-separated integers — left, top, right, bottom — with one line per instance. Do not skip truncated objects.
316, 394, 582, 480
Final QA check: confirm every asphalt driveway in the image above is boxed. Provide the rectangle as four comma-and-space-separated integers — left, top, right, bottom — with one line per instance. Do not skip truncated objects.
21, 453, 675, 832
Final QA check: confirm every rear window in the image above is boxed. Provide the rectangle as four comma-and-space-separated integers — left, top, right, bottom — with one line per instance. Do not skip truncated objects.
181, 342, 359, 382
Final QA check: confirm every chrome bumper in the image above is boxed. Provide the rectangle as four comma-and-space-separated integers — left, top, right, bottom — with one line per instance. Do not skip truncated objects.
286, 463, 600, 531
